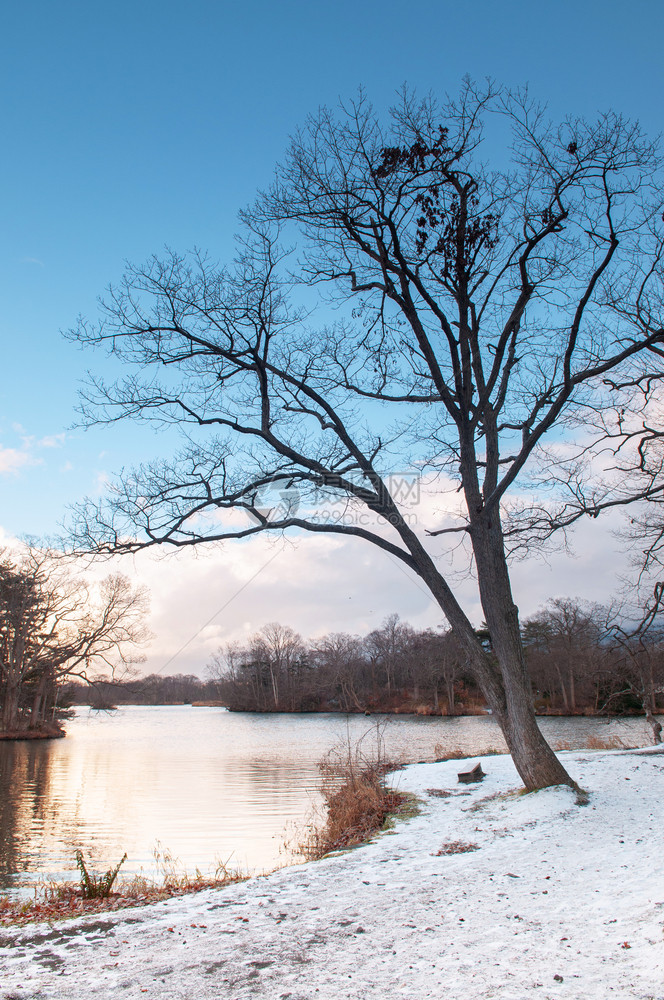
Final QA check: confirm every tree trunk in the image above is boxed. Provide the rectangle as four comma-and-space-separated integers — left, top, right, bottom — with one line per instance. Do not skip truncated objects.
555, 662, 570, 714
339, 674, 364, 712
645, 707, 662, 744
468, 515, 574, 790
394, 518, 574, 790
641, 660, 662, 744
445, 674, 456, 716
495, 656, 573, 788
2, 682, 21, 732
268, 664, 279, 709
31, 689, 44, 728
30, 674, 49, 728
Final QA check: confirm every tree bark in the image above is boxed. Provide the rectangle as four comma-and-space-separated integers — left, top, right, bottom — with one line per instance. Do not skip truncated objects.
393, 517, 574, 789
645, 707, 663, 744
445, 673, 456, 716
2, 682, 21, 732
467, 514, 574, 789
555, 661, 570, 714
30, 674, 49, 728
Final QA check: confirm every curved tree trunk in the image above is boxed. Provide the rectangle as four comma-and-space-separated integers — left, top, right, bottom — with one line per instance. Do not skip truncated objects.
555, 662, 570, 714
469, 513, 573, 789
393, 519, 574, 790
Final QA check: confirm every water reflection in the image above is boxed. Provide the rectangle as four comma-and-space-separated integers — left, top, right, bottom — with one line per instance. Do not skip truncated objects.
0, 742, 53, 890
0, 706, 658, 897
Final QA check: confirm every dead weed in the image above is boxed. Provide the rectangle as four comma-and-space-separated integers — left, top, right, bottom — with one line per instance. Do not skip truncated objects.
434, 841, 480, 855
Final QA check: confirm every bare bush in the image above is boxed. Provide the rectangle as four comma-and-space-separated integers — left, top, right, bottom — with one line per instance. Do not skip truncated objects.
297, 726, 408, 859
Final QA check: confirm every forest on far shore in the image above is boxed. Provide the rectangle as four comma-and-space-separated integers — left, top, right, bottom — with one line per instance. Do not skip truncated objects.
66, 601, 664, 735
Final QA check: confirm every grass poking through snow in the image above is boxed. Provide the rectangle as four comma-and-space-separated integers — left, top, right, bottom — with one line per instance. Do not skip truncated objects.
0, 850, 247, 927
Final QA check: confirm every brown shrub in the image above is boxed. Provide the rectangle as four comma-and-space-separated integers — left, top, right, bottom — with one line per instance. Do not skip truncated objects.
585, 734, 629, 750
297, 724, 408, 860
433, 744, 505, 761
433, 746, 468, 761
553, 734, 629, 752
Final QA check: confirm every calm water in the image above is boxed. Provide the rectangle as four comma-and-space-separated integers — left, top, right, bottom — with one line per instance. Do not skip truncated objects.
0, 706, 658, 897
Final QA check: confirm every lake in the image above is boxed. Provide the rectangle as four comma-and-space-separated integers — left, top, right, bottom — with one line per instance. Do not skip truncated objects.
0, 706, 658, 897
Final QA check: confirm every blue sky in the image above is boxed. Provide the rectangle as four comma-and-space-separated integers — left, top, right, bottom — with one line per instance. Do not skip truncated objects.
1, 0, 662, 671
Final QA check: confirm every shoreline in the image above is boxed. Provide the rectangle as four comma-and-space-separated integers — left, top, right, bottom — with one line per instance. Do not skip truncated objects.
1, 747, 662, 998
44, 702, 664, 717
0, 724, 65, 741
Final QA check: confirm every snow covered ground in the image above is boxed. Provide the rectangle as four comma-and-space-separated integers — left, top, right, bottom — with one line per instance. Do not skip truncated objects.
1, 748, 662, 1000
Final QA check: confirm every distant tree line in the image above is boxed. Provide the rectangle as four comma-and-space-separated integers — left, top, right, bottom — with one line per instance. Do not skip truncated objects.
25, 597, 664, 741
65, 673, 219, 708
207, 616, 477, 716
207, 605, 664, 736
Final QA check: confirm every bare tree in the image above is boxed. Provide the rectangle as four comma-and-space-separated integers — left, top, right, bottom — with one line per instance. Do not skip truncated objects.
0, 548, 149, 733
522, 599, 604, 714
250, 622, 307, 710
365, 614, 414, 699
69, 82, 664, 789
412, 628, 466, 715
208, 624, 308, 711
600, 586, 664, 743
0, 551, 50, 731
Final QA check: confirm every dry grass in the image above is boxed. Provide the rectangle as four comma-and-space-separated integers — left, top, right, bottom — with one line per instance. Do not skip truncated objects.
433, 747, 468, 761
0, 849, 246, 927
435, 734, 631, 762
434, 841, 480, 855
433, 744, 505, 762
424, 788, 471, 799
458, 701, 492, 716
585, 734, 630, 750
553, 734, 630, 752
295, 724, 411, 861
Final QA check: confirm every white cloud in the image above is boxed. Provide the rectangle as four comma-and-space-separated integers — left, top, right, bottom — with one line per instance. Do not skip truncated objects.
118, 534, 444, 676
78, 467, 629, 676
39, 433, 66, 449
0, 527, 23, 551
0, 445, 39, 475
0, 428, 66, 477
93, 471, 110, 493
